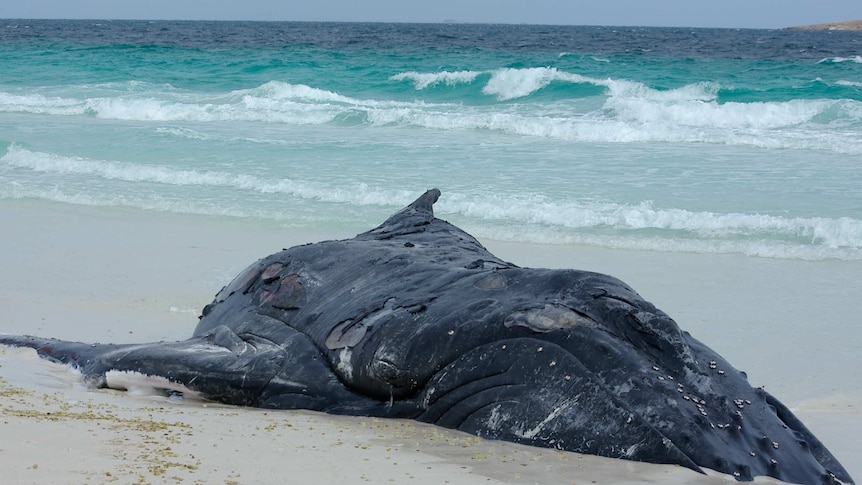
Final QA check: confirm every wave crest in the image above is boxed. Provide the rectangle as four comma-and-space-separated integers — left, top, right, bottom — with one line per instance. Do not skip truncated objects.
818, 56, 862, 64
482, 67, 598, 100
390, 70, 482, 90
388, 67, 722, 102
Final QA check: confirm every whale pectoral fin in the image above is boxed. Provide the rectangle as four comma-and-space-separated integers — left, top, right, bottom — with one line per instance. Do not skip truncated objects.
2, 327, 288, 406
254, 330, 405, 416
416, 337, 702, 472
98, 326, 288, 406
1, 334, 127, 368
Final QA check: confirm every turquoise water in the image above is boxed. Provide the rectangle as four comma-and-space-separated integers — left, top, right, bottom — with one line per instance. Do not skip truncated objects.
1, 20, 861, 260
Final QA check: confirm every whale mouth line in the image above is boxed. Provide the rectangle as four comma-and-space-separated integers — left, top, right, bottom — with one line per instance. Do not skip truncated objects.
104, 369, 202, 400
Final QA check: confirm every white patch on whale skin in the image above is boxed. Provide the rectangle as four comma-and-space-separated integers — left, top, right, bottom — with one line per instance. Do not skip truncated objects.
624, 443, 641, 457
111, 342, 235, 357
185, 343, 235, 353
485, 404, 512, 432
104, 370, 201, 399
336, 348, 353, 380
515, 400, 571, 440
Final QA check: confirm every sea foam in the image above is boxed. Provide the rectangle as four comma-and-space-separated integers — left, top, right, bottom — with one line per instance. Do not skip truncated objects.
818, 56, 862, 64
4, 146, 860, 261
3, 74, 860, 154
439, 195, 862, 251
390, 71, 482, 90
390, 67, 715, 102
0, 146, 417, 209
481, 67, 599, 100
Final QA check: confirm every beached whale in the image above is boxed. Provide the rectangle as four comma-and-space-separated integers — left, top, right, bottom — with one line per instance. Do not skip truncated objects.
0, 189, 853, 485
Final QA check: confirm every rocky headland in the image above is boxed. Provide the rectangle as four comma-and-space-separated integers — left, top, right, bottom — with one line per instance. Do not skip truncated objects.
788, 20, 862, 31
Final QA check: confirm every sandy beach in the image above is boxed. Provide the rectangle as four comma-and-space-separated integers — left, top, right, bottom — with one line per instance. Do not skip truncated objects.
1, 199, 859, 484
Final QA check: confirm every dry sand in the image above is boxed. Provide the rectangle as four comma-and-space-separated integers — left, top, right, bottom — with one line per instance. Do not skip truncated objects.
1, 199, 859, 484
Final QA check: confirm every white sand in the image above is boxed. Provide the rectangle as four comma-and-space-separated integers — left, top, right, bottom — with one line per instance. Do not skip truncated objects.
1, 199, 859, 484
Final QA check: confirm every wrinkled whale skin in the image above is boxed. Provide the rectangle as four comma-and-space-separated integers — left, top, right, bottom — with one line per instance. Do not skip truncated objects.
1, 189, 853, 485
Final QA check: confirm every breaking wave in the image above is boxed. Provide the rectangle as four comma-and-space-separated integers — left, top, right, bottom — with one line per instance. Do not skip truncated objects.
3, 146, 860, 261
2, 74, 861, 153
818, 56, 862, 64
390, 70, 482, 90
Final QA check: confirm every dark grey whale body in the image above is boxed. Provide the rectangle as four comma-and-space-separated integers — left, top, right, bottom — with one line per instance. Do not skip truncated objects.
1, 189, 853, 484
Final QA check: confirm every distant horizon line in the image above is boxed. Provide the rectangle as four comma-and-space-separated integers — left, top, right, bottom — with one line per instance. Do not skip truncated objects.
5, 17, 860, 31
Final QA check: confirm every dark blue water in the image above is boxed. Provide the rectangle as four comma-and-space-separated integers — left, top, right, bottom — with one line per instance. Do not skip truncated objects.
3, 20, 861, 59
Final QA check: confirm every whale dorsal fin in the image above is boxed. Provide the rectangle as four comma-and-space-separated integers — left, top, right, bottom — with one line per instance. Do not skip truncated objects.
361, 188, 441, 239
406, 188, 440, 215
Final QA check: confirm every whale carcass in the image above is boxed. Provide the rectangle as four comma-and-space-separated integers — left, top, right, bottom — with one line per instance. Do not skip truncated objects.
1, 189, 853, 484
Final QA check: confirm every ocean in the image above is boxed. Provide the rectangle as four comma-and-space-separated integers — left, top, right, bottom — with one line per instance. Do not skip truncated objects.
1, 20, 861, 261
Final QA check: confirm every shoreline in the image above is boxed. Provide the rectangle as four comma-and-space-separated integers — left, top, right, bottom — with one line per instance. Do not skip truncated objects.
1, 199, 859, 483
